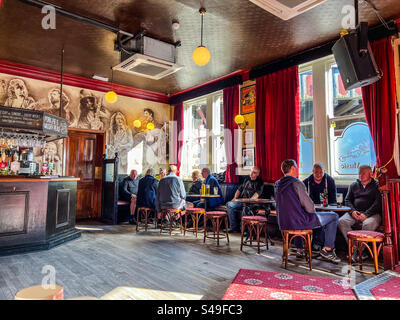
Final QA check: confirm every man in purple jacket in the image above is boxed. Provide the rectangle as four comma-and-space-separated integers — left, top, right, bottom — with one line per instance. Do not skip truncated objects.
275, 159, 341, 263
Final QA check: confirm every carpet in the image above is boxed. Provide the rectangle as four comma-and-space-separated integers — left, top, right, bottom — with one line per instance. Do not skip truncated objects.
354, 270, 400, 300
222, 269, 357, 300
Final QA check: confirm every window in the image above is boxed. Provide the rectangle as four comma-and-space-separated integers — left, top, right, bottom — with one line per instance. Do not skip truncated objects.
299, 69, 314, 179
298, 56, 376, 182
327, 63, 376, 179
181, 92, 226, 179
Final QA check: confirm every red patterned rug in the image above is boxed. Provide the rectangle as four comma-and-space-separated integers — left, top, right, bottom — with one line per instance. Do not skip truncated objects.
222, 269, 357, 300
354, 270, 400, 300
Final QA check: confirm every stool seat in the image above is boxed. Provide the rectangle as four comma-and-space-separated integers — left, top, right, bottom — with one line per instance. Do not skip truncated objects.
283, 229, 313, 235
242, 216, 267, 222
162, 208, 181, 213
117, 200, 130, 206
206, 211, 227, 217
15, 285, 64, 300
185, 208, 206, 212
348, 230, 384, 240
160, 208, 183, 235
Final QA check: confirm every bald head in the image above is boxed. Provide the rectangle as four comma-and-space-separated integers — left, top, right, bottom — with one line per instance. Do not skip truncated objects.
129, 170, 138, 179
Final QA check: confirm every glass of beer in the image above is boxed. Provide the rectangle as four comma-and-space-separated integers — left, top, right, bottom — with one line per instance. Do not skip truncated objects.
201, 184, 206, 195
213, 187, 218, 195
206, 184, 210, 195
336, 193, 343, 207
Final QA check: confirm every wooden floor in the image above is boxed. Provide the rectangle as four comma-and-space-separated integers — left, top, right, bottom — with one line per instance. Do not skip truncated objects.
0, 221, 374, 300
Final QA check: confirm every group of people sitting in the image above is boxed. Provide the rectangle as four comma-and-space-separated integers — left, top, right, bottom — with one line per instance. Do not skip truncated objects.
119, 160, 383, 265
275, 160, 382, 264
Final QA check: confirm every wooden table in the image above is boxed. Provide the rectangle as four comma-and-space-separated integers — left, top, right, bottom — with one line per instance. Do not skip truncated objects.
314, 204, 351, 214
187, 194, 221, 211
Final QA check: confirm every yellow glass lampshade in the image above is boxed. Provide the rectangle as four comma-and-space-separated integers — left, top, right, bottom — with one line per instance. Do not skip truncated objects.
234, 114, 245, 125
147, 122, 155, 130
193, 46, 211, 66
133, 120, 142, 128
105, 91, 118, 104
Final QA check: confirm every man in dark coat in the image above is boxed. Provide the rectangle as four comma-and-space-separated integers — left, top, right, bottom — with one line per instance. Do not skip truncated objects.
120, 169, 139, 218
137, 168, 159, 210
275, 159, 340, 263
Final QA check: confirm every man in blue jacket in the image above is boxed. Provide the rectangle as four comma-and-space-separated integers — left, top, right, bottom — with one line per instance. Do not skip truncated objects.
194, 167, 224, 210
275, 159, 340, 263
137, 168, 159, 210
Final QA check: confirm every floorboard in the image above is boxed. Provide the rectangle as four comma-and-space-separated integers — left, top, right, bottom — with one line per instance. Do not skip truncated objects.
0, 221, 374, 300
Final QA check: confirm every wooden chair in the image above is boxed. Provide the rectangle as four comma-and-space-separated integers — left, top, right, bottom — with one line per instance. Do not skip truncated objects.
15, 285, 64, 300
347, 230, 384, 275
240, 216, 268, 254
203, 211, 229, 246
184, 208, 206, 237
136, 207, 155, 232
160, 209, 184, 236
281, 230, 313, 271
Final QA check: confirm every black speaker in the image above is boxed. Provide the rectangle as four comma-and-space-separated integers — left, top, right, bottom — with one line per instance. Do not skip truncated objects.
332, 29, 381, 91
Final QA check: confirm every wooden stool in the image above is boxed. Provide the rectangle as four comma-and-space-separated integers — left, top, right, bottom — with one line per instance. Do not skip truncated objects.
15, 285, 64, 300
240, 216, 268, 254
160, 209, 183, 235
203, 211, 229, 246
136, 207, 155, 231
281, 230, 313, 271
184, 208, 206, 237
348, 230, 384, 275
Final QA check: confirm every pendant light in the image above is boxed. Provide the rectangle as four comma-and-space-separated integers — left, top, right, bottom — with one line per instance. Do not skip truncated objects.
105, 68, 118, 104
193, 8, 211, 66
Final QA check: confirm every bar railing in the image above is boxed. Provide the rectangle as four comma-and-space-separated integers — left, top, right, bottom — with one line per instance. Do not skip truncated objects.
382, 179, 400, 270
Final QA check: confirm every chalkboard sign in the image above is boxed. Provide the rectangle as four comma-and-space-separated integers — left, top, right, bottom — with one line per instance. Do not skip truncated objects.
0, 106, 68, 139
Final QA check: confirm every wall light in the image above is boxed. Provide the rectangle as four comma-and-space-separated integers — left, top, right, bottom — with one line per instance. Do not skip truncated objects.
234, 114, 248, 130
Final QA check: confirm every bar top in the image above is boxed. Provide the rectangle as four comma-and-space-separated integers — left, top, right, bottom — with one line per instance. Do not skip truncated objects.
0, 176, 80, 182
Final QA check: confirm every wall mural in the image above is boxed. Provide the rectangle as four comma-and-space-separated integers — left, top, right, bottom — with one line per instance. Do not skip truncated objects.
0, 73, 170, 175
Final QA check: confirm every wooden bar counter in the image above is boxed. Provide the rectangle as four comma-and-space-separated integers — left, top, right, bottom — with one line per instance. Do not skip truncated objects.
0, 176, 81, 256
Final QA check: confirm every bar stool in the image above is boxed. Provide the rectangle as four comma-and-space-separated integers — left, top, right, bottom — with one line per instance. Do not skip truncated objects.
184, 208, 206, 237
136, 207, 155, 231
15, 285, 64, 300
347, 230, 384, 275
160, 208, 184, 236
203, 211, 229, 246
281, 230, 313, 271
240, 216, 268, 254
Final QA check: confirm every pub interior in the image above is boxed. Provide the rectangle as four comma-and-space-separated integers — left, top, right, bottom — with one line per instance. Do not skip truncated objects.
0, 0, 400, 303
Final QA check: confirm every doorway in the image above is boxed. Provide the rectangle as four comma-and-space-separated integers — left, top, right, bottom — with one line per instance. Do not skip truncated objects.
65, 129, 105, 219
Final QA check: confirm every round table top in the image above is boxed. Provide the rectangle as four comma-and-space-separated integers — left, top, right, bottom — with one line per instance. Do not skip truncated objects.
188, 194, 221, 198
233, 198, 275, 204
314, 204, 351, 212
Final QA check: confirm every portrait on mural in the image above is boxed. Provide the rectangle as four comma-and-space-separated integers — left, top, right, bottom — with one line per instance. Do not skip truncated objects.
77, 89, 110, 130
4, 78, 37, 109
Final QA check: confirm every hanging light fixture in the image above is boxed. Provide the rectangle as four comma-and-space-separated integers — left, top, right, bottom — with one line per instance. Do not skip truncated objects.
105, 68, 118, 104
133, 120, 142, 128
193, 8, 211, 66
147, 122, 155, 130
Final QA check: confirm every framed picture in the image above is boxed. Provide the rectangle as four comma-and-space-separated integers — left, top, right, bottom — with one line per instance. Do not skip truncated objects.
240, 85, 256, 114
244, 129, 254, 146
242, 148, 255, 169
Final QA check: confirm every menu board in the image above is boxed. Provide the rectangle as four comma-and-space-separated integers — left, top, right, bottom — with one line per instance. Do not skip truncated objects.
0, 106, 68, 139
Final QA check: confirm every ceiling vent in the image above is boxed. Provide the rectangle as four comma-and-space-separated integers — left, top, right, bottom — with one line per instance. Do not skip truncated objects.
113, 35, 183, 80
249, 0, 327, 20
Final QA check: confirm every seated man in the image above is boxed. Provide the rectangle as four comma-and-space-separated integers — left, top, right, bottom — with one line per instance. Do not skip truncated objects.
275, 159, 340, 263
338, 165, 382, 262
186, 170, 203, 204
226, 166, 263, 233
193, 168, 223, 210
155, 165, 186, 224
136, 168, 159, 211
303, 163, 337, 252
120, 169, 139, 223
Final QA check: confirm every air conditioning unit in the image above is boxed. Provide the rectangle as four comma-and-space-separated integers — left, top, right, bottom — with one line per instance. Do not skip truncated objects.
113, 35, 183, 80
249, 0, 327, 20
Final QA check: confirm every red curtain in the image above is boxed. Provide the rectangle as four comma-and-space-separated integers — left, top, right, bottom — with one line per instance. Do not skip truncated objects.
172, 102, 184, 175
361, 37, 398, 178
256, 66, 300, 183
223, 85, 240, 183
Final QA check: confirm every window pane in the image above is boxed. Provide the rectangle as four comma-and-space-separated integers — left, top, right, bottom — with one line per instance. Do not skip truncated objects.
299, 70, 314, 178
213, 136, 227, 173
331, 64, 364, 117
190, 101, 207, 139
331, 121, 376, 177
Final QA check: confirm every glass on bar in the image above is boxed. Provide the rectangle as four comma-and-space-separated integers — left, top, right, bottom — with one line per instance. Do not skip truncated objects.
336, 193, 343, 208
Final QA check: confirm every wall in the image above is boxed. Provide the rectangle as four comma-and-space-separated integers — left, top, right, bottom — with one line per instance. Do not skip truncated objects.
0, 72, 171, 175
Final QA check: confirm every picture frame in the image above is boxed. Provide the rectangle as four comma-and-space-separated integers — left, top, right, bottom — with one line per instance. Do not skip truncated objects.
242, 148, 255, 169
240, 85, 256, 114
244, 129, 254, 146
